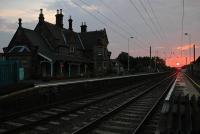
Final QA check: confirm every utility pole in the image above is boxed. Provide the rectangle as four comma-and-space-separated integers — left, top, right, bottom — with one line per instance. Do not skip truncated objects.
193, 44, 195, 62
150, 46, 152, 59
150, 46, 151, 72
185, 33, 191, 64
128, 38, 129, 73
128, 37, 134, 73
154, 50, 158, 72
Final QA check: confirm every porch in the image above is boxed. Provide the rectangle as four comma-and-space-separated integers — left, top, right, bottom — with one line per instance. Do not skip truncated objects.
38, 54, 91, 79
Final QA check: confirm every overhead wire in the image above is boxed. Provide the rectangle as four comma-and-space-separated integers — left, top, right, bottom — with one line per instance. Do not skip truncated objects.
182, 0, 185, 42
138, 0, 164, 42
145, 0, 168, 41
73, 0, 148, 50
98, 0, 149, 49
70, 0, 127, 39
129, 0, 162, 42
44, 0, 149, 51
181, 0, 185, 57
78, 0, 136, 37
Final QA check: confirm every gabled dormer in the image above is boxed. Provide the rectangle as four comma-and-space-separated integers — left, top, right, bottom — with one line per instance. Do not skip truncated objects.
3, 18, 33, 54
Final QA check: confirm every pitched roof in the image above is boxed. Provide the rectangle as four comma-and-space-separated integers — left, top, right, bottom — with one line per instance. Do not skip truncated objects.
63, 30, 85, 50
38, 22, 85, 50
23, 28, 91, 62
22, 28, 54, 60
42, 22, 66, 47
79, 30, 108, 50
195, 56, 200, 64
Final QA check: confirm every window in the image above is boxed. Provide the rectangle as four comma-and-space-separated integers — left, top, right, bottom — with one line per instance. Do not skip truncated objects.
97, 48, 103, 56
98, 51, 102, 56
9, 46, 30, 53
70, 46, 75, 53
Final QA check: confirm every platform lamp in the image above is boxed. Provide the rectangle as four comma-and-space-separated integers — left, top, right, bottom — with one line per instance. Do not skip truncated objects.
184, 33, 191, 64
128, 36, 134, 73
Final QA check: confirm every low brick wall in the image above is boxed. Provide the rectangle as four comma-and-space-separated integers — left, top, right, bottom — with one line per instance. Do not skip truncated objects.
0, 72, 169, 117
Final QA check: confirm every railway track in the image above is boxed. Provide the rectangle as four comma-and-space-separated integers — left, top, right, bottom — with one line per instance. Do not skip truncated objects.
72, 75, 175, 134
0, 73, 176, 134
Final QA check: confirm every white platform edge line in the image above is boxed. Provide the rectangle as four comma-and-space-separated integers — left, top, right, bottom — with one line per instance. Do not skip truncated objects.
35, 72, 165, 88
165, 78, 177, 101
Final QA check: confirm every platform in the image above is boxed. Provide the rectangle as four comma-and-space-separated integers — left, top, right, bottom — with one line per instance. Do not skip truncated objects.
174, 71, 200, 98
159, 71, 200, 134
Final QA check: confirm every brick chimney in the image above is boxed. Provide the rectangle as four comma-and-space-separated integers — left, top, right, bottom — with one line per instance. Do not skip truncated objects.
55, 9, 63, 28
68, 16, 73, 31
18, 18, 22, 28
81, 22, 87, 33
39, 9, 44, 23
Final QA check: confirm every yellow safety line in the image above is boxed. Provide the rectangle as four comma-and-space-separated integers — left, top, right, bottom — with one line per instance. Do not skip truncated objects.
183, 73, 200, 89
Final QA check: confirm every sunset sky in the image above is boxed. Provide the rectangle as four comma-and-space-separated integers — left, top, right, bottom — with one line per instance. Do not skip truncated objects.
0, 0, 200, 67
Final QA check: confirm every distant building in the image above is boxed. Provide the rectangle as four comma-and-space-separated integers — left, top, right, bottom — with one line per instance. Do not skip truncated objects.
194, 56, 200, 65
3, 9, 111, 79
193, 56, 200, 76
110, 59, 125, 75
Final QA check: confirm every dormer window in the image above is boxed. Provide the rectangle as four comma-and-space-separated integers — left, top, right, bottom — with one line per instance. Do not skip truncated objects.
8, 46, 30, 53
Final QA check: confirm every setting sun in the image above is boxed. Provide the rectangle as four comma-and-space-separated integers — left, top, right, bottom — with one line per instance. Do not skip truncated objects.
166, 57, 186, 67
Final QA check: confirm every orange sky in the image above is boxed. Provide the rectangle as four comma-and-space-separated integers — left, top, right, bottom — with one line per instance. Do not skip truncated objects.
166, 57, 186, 67
165, 44, 200, 67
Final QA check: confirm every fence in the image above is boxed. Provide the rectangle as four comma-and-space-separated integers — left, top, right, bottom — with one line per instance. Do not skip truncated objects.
0, 60, 21, 87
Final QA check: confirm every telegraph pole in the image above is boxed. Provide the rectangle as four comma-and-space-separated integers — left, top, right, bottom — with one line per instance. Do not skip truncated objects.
154, 50, 158, 72
128, 37, 134, 73
150, 46, 152, 59
193, 44, 196, 62
128, 38, 130, 73
185, 33, 191, 64
150, 46, 151, 72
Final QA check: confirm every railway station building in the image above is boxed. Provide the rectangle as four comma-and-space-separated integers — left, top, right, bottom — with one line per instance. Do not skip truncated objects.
3, 9, 111, 79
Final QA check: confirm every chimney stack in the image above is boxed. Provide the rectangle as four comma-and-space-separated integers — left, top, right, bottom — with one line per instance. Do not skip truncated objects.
81, 22, 87, 33
55, 9, 64, 28
39, 9, 44, 23
68, 16, 73, 31
18, 18, 22, 28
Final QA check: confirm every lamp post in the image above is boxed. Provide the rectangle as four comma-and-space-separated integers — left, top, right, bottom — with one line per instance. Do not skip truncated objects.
128, 36, 134, 73
184, 33, 191, 64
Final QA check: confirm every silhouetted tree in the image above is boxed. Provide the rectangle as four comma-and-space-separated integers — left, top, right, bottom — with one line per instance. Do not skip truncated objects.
117, 52, 169, 73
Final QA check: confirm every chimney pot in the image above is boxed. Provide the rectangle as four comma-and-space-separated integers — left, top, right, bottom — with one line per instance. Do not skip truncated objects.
68, 16, 73, 31
55, 9, 63, 28
18, 18, 22, 27
39, 9, 45, 23
40, 9, 43, 14
81, 21, 87, 33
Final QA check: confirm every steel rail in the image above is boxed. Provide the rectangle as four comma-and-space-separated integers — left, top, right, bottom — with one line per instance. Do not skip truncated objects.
1, 78, 155, 134
72, 74, 176, 134
132, 77, 175, 134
